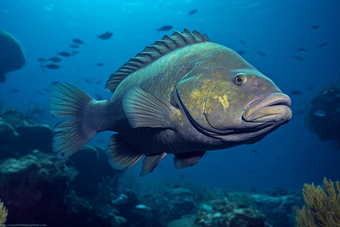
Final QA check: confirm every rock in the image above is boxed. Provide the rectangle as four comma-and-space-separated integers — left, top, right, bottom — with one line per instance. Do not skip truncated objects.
0, 117, 19, 158
0, 153, 78, 225
252, 194, 303, 227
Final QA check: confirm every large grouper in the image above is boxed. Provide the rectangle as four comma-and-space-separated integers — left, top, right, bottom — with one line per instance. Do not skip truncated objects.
50, 29, 292, 176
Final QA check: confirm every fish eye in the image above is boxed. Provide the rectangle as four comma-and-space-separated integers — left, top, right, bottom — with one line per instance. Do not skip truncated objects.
233, 73, 247, 86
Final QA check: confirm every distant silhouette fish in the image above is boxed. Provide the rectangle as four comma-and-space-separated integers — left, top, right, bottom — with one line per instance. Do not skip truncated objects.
237, 51, 245, 55
314, 109, 326, 117
94, 93, 103, 100
52, 81, 60, 85
11, 89, 19, 93
49, 57, 62, 62
97, 31, 113, 40
42, 64, 59, 69
95, 63, 104, 67
239, 40, 245, 45
258, 51, 265, 56
44, 88, 51, 92
156, 25, 173, 33
58, 52, 71, 57
297, 48, 307, 53
72, 39, 84, 44
84, 79, 92, 84
311, 25, 319, 30
318, 42, 328, 48
188, 9, 197, 15
292, 56, 303, 61
291, 90, 302, 95
70, 44, 79, 48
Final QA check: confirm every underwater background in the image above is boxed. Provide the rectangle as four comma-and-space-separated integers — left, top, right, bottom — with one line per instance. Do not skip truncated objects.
0, 0, 339, 226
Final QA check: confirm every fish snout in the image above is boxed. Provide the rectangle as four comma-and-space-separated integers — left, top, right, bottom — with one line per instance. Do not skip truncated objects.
243, 93, 292, 123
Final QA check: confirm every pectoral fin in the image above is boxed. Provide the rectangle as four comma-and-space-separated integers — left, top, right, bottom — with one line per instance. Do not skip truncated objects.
122, 86, 179, 129
174, 151, 206, 169
107, 134, 144, 170
140, 153, 167, 177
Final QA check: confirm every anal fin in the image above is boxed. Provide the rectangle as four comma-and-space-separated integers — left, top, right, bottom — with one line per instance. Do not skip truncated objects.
140, 153, 167, 177
107, 134, 144, 170
174, 151, 206, 169
122, 86, 179, 129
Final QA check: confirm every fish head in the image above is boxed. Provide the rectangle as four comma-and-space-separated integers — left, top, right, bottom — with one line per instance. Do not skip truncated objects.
175, 49, 292, 144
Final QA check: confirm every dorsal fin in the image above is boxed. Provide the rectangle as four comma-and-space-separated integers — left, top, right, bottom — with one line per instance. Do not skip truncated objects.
105, 28, 211, 93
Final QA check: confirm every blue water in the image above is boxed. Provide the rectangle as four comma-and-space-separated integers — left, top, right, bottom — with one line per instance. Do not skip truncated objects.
1, 0, 339, 193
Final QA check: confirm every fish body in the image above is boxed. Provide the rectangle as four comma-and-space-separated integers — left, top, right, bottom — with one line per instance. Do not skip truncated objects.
156, 25, 173, 32
72, 39, 84, 44
97, 31, 113, 40
188, 9, 198, 15
58, 51, 71, 57
49, 57, 62, 62
50, 29, 292, 176
42, 63, 59, 69
70, 44, 79, 48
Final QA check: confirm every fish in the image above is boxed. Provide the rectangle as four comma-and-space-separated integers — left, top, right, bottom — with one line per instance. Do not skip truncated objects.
318, 42, 328, 48
297, 48, 307, 53
292, 56, 303, 61
258, 51, 265, 56
11, 89, 19, 93
314, 109, 326, 117
44, 88, 51, 92
237, 51, 245, 55
311, 25, 319, 30
307, 86, 314, 91
72, 39, 84, 44
95, 63, 104, 67
251, 149, 258, 154
49, 57, 62, 62
239, 40, 245, 45
51, 81, 60, 85
58, 51, 71, 57
188, 9, 197, 15
42, 64, 59, 69
70, 44, 79, 48
84, 79, 92, 84
94, 93, 103, 100
291, 90, 302, 95
96, 31, 113, 40
49, 29, 292, 177
156, 25, 173, 33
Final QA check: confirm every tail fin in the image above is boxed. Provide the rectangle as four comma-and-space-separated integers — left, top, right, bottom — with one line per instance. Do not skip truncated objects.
49, 83, 96, 158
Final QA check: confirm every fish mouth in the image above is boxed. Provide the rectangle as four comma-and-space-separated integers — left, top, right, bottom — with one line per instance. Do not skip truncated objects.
243, 93, 292, 123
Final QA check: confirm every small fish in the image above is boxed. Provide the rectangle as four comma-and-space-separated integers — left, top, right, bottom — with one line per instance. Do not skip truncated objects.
44, 88, 51, 92
51, 81, 60, 85
239, 40, 245, 45
258, 51, 265, 57
11, 89, 19, 93
307, 86, 314, 91
70, 44, 79, 49
188, 9, 197, 15
37, 91, 44, 95
96, 31, 113, 40
292, 56, 303, 61
95, 63, 104, 67
297, 48, 307, 53
311, 25, 319, 30
237, 51, 245, 55
251, 149, 258, 154
42, 64, 60, 69
291, 90, 302, 95
84, 79, 92, 84
156, 25, 173, 33
49, 57, 62, 62
314, 109, 326, 117
318, 42, 328, 48
58, 52, 71, 57
72, 39, 84, 44
37, 57, 47, 62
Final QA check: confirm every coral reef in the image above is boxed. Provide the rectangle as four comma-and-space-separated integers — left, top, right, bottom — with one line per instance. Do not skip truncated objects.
0, 199, 7, 225
304, 83, 340, 149
295, 177, 340, 227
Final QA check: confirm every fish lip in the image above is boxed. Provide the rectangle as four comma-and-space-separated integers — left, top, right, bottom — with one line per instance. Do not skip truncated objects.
243, 93, 292, 122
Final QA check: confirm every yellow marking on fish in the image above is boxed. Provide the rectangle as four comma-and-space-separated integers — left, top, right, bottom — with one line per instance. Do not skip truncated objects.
262, 85, 267, 90
213, 95, 230, 112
